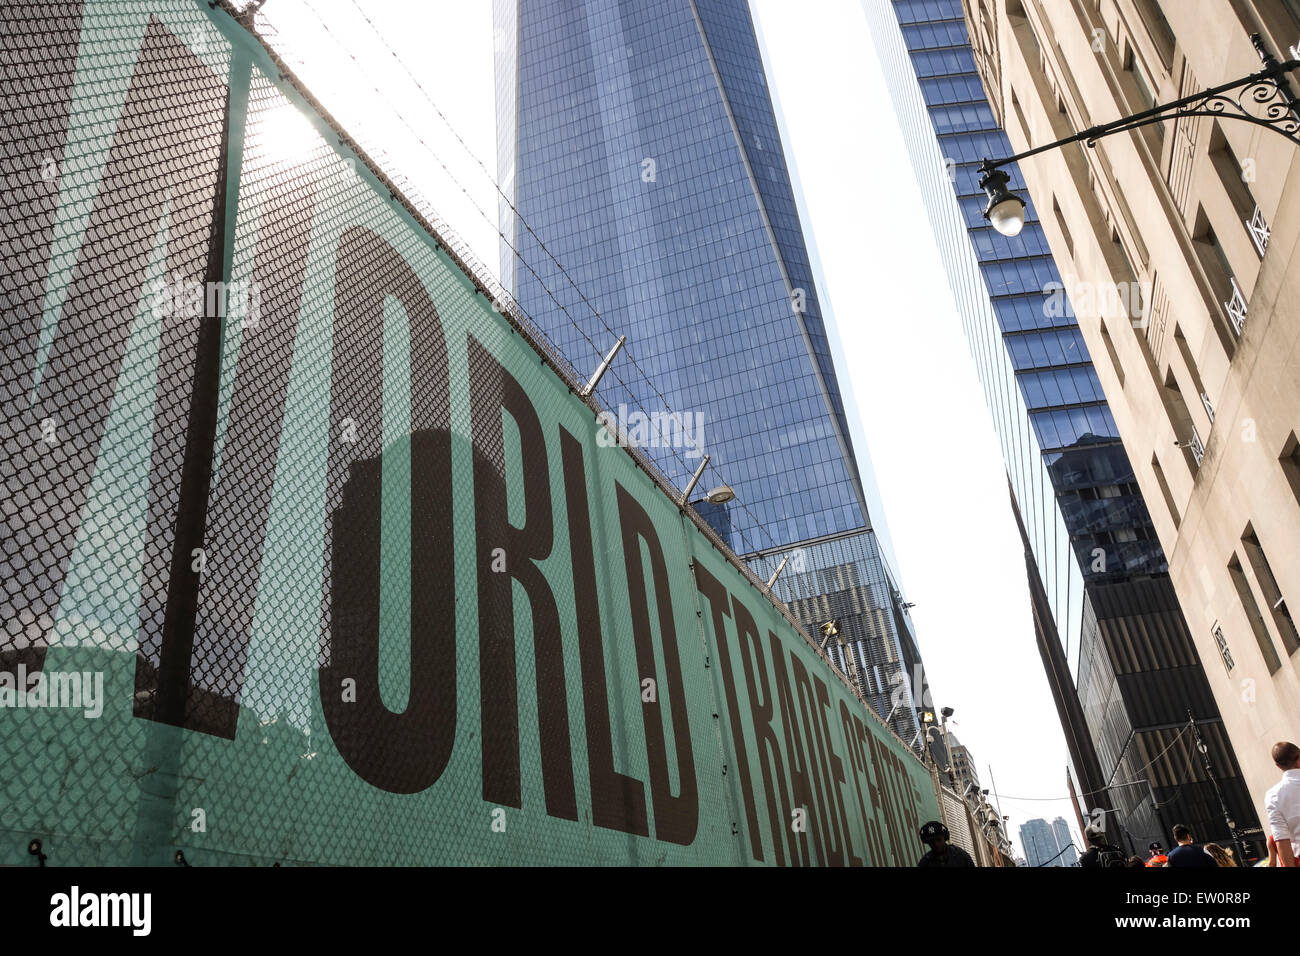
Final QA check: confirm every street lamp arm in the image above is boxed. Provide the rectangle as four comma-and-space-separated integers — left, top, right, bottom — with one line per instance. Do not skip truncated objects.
980, 42, 1300, 175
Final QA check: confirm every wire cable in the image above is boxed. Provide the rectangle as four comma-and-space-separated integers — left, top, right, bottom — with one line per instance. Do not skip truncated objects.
347, 0, 793, 559
272, 0, 791, 562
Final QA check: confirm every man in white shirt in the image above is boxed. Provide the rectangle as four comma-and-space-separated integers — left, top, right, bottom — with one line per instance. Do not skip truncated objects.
1265, 741, 1300, 867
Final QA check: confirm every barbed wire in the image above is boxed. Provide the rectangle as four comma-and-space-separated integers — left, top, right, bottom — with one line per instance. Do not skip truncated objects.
237, 5, 925, 763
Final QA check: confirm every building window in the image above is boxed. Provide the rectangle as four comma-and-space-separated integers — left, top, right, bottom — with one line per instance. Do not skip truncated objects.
1133, 0, 1175, 70
1172, 325, 1212, 425
1109, 222, 1142, 291
1010, 88, 1031, 144
1247, 204, 1271, 257
1241, 524, 1300, 655
1164, 370, 1203, 470
1208, 125, 1257, 210
1151, 453, 1181, 528
1228, 553, 1283, 674
1122, 40, 1160, 132
1226, 276, 1248, 336
1052, 196, 1075, 259
1191, 208, 1242, 346
1285, 0, 1300, 30
1211, 622, 1235, 673
1281, 432, 1300, 511
1209, 123, 1267, 258
1098, 319, 1125, 387
1199, 391, 1216, 423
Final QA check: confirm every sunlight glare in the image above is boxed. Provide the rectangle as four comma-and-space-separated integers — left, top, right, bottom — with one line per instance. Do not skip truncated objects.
261, 100, 321, 165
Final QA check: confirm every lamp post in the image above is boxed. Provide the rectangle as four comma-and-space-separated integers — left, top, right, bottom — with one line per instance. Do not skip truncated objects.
685, 481, 735, 556
690, 485, 734, 507
686, 482, 734, 529
977, 33, 1300, 238
1187, 709, 1249, 867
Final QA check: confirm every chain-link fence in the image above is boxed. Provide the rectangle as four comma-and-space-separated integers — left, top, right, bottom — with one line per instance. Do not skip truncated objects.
1, 0, 938, 865
940, 786, 1012, 866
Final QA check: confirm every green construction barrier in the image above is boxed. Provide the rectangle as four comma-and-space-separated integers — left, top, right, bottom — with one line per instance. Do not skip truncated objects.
0, 0, 938, 865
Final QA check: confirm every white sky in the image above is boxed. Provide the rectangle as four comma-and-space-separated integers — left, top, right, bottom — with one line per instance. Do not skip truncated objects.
263, 0, 1083, 860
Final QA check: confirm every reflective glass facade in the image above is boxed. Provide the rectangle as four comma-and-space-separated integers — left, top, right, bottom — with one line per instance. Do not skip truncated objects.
495, 0, 930, 744
868, 0, 1258, 852
883, 2, 1170, 665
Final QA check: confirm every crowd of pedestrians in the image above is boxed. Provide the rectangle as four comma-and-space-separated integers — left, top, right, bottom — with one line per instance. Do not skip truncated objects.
914, 739, 1300, 868
1076, 739, 1300, 868
1078, 823, 1239, 868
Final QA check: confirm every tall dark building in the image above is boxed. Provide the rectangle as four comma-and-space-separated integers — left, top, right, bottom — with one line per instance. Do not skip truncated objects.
495, 0, 934, 744
867, 0, 1259, 852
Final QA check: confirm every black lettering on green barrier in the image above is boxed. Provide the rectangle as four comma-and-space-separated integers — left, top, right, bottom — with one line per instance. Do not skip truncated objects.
742, 627, 791, 866
872, 728, 905, 864
893, 750, 919, 855
0, 1, 84, 675
901, 754, 924, 838
614, 483, 698, 845
767, 634, 818, 866
872, 735, 904, 865
319, 226, 455, 794
867, 731, 907, 865
791, 655, 843, 866
0, 16, 224, 691
559, 428, 648, 835
181, 75, 321, 737
839, 703, 888, 866
838, 703, 871, 862
815, 677, 860, 866
694, 565, 762, 858
469, 335, 577, 820
150, 57, 234, 736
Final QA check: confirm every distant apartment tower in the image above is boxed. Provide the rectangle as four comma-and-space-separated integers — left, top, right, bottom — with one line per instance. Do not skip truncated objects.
495, 0, 934, 744
1020, 816, 1078, 867
1019, 818, 1059, 867
961, 0, 1300, 840
1052, 817, 1080, 867
866, 0, 1259, 852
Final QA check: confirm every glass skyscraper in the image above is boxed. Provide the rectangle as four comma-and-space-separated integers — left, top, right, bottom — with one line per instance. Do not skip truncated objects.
1019, 816, 1078, 867
867, 0, 1258, 853
494, 0, 931, 745
1051, 817, 1080, 868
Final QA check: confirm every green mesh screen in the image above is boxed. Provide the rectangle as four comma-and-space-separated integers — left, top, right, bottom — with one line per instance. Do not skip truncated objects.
0, 0, 938, 865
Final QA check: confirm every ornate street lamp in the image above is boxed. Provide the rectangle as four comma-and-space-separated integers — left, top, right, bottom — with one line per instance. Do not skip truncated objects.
978, 167, 1025, 237
979, 34, 1300, 237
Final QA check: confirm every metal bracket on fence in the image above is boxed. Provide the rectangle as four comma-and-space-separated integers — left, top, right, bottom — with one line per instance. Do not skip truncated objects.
174, 850, 190, 867
679, 454, 710, 505
28, 838, 46, 867
765, 554, 790, 591
579, 335, 625, 398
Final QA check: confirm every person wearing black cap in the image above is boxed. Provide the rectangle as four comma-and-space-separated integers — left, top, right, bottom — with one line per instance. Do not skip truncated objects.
1079, 824, 1126, 868
916, 820, 975, 867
